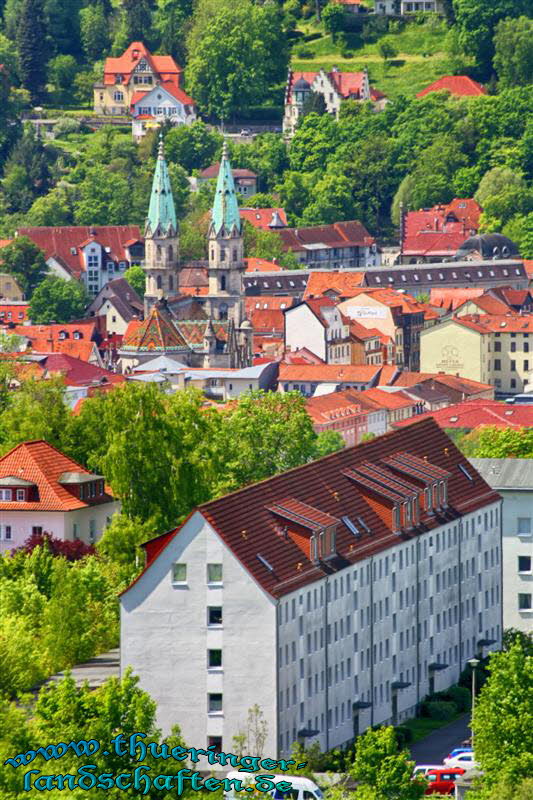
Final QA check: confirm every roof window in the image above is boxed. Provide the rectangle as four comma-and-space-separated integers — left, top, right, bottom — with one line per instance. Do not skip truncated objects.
256, 554, 274, 573
342, 516, 361, 538
458, 463, 474, 482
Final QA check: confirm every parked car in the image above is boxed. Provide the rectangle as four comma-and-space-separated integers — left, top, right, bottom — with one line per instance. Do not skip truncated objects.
443, 753, 478, 770
413, 766, 442, 777
424, 768, 465, 795
240, 129, 252, 136
224, 772, 322, 800
445, 747, 473, 760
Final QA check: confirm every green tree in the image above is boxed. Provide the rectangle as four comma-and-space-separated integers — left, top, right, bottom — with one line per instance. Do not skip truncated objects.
43, 0, 82, 57
2, 126, 51, 214
314, 430, 345, 458
74, 167, 132, 225
494, 16, 533, 89
154, 0, 193, 64
47, 54, 78, 105
378, 37, 398, 66
349, 726, 425, 800
123, 265, 146, 299
472, 642, 533, 783
16, 0, 47, 103
243, 222, 300, 269
28, 275, 89, 323
121, 0, 154, 43
300, 170, 357, 226
322, 3, 345, 42
164, 120, 222, 173
475, 166, 528, 208
186, 0, 288, 118
503, 212, 533, 259
452, 0, 530, 78
301, 91, 327, 119
24, 188, 73, 227
0, 236, 48, 296
209, 391, 322, 495
0, 377, 70, 455
458, 426, 533, 458
79, 2, 110, 62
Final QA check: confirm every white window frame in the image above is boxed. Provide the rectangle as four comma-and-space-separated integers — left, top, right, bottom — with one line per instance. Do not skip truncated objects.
171, 563, 187, 585
0, 488, 12, 501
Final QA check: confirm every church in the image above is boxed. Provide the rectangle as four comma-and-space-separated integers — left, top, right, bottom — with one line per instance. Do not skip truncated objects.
119, 139, 253, 372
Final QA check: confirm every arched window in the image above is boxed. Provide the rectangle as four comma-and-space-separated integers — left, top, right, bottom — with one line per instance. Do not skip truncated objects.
156, 275, 162, 290
210, 248, 214, 261
168, 245, 173, 262
156, 245, 162, 261
168, 275, 174, 291
233, 248, 238, 262
220, 248, 226, 261
220, 275, 226, 291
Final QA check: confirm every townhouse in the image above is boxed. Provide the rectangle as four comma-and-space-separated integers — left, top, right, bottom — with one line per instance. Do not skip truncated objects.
276, 222, 379, 270
284, 298, 351, 365
278, 364, 381, 396
120, 418, 502, 754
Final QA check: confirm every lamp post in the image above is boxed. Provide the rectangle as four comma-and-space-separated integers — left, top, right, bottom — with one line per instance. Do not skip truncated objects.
468, 657, 480, 749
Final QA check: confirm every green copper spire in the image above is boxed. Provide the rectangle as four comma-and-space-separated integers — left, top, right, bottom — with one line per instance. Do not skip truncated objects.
146, 136, 177, 237
211, 140, 241, 236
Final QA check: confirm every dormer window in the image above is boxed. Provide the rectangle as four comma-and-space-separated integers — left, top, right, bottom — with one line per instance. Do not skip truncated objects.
404, 501, 412, 528
59, 330, 68, 340
432, 482, 439, 507
425, 486, 431, 510
439, 480, 448, 507
73, 331, 82, 340
0, 489, 12, 501
16, 489, 25, 501
392, 505, 400, 531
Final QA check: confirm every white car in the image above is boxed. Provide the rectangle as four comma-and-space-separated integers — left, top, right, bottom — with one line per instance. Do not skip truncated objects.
443, 752, 478, 770
412, 765, 442, 777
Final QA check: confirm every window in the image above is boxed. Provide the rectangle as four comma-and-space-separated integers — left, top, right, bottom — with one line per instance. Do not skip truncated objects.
518, 556, 531, 573
208, 649, 222, 668
207, 563, 223, 584
518, 593, 532, 610
518, 518, 531, 535
0, 525, 12, 540
208, 693, 223, 713
89, 519, 96, 542
494, 359, 501, 371
172, 563, 187, 583
208, 606, 222, 626
511, 360, 516, 372
16, 489, 25, 501
32, 526, 42, 535
0, 488, 12, 501
113, 91, 124, 102
494, 341, 501, 352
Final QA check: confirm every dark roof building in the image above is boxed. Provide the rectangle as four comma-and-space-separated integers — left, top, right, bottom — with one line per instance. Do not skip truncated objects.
455, 234, 520, 262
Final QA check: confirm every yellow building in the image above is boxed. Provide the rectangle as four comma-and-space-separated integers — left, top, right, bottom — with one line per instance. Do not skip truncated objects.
93, 41, 183, 116
421, 314, 533, 394
0, 272, 25, 301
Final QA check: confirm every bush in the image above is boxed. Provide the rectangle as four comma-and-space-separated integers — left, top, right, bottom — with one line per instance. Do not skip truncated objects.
53, 117, 81, 136
394, 725, 414, 747
424, 700, 458, 721
448, 684, 472, 712
295, 47, 315, 58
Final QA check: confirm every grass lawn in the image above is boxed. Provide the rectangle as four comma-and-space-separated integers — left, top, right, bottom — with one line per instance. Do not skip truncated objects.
291, 19, 453, 98
403, 712, 465, 743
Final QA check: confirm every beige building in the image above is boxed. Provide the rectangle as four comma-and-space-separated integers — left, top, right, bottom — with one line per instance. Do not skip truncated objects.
0, 272, 24, 301
421, 314, 533, 394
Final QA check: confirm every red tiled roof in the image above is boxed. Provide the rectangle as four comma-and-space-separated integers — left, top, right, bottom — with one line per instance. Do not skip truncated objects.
246, 296, 295, 314
462, 296, 511, 315
279, 364, 380, 383
360, 388, 416, 411
11, 322, 98, 363
350, 320, 381, 341
306, 390, 363, 425
417, 76, 486, 98
17, 226, 142, 280
286, 70, 367, 103
250, 309, 285, 334
282, 348, 324, 365
278, 221, 374, 252
394, 400, 533, 431
303, 271, 366, 301
430, 288, 485, 311
103, 42, 182, 87
199, 162, 257, 180
455, 314, 533, 334
125, 418, 499, 599
0, 440, 114, 511
39, 353, 125, 387
402, 199, 482, 257
240, 209, 288, 231
245, 258, 283, 273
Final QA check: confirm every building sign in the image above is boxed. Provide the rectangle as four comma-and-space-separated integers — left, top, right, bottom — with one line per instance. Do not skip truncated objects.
348, 307, 387, 319
436, 344, 464, 371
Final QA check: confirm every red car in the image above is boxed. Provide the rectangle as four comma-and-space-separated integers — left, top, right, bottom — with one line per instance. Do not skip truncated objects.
424, 768, 465, 795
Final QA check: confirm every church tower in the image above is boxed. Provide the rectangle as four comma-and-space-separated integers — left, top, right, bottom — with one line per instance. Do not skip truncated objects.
143, 137, 180, 315
205, 141, 247, 327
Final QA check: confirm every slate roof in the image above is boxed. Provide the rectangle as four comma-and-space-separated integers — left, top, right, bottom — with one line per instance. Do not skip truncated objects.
0, 440, 114, 512
243, 271, 309, 297
127, 418, 499, 599
469, 458, 533, 491
363, 261, 527, 290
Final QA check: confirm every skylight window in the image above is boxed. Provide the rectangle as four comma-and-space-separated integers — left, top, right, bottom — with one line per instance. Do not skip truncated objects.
357, 516, 371, 534
458, 464, 474, 482
257, 554, 274, 573
413, 274, 419, 281
375, 277, 381, 283
342, 516, 360, 538
503, 269, 509, 276
289, 280, 295, 287
452, 272, 458, 279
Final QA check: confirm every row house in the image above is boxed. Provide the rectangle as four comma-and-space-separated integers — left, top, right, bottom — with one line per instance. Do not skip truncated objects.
306, 391, 372, 448
120, 418, 502, 755
17, 226, 144, 296
338, 289, 426, 371
87, 277, 144, 337
470, 458, 533, 632
0, 440, 119, 551
360, 388, 424, 429
363, 261, 528, 294
350, 321, 386, 367
276, 221, 379, 270
420, 313, 533, 395
94, 41, 183, 115
278, 364, 382, 396
284, 298, 351, 365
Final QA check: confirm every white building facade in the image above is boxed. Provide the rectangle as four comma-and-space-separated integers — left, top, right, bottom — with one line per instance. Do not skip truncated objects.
121, 420, 502, 757
470, 458, 533, 634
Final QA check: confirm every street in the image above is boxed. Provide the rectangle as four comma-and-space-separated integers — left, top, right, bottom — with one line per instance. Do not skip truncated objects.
409, 714, 471, 765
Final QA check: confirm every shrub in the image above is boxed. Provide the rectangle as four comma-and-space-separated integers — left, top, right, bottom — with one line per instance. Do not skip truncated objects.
448, 685, 472, 712
295, 47, 315, 58
424, 700, 458, 721
394, 725, 414, 746
53, 117, 81, 136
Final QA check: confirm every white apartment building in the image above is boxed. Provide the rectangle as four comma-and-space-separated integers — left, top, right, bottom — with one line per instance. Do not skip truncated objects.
470, 458, 533, 634
120, 418, 502, 757
284, 299, 351, 364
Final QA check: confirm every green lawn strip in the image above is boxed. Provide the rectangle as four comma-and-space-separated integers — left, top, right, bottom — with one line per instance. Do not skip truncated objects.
404, 711, 467, 743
